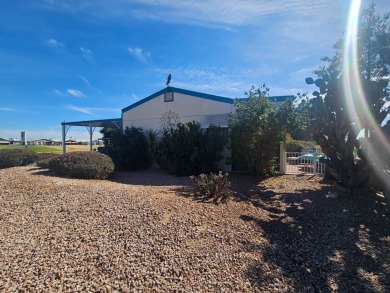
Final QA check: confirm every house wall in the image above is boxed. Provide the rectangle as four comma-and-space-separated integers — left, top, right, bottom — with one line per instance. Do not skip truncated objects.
122, 92, 234, 131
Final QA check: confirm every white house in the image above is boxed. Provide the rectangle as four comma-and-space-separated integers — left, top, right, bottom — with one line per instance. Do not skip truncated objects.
61, 86, 294, 171
121, 87, 293, 171
122, 87, 236, 131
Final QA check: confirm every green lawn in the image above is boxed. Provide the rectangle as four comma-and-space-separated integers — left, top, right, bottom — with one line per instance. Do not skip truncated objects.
0, 145, 62, 153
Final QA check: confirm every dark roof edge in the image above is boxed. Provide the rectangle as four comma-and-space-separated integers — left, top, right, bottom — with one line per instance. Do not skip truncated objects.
61, 118, 121, 126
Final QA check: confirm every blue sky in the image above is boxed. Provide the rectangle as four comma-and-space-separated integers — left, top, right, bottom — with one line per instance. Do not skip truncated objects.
1, 0, 389, 140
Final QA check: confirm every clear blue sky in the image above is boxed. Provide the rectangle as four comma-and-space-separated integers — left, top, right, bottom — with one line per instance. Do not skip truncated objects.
1, 0, 388, 140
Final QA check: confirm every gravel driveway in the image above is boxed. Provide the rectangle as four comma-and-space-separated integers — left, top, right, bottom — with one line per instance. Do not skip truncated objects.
0, 167, 389, 292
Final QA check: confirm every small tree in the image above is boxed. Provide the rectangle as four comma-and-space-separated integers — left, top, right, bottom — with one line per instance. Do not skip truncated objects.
229, 86, 303, 176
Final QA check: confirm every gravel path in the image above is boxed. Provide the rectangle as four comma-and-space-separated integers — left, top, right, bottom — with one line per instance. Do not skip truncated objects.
0, 167, 389, 292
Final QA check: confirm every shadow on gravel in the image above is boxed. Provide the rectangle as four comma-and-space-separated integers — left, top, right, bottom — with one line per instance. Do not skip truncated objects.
27, 167, 56, 177
112, 169, 192, 187
239, 182, 390, 292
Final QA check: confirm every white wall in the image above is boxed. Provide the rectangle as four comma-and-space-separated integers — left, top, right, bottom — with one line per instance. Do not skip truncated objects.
122, 92, 234, 131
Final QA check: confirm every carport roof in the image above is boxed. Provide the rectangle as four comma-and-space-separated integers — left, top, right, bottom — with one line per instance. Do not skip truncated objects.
61, 118, 122, 128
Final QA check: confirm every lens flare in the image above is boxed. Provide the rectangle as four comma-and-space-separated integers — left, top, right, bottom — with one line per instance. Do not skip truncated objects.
343, 0, 389, 194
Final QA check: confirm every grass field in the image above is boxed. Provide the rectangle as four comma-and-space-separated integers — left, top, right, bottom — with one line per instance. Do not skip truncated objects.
0, 145, 91, 153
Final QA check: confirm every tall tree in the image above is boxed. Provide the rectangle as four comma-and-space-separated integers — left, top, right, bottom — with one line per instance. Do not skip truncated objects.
229, 85, 303, 176
306, 3, 390, 189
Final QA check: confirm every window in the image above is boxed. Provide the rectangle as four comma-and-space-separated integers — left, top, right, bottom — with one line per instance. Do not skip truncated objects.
164, 91, 174, 102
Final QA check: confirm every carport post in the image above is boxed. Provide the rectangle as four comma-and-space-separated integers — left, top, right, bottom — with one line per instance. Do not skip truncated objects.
89, 125, 93, 152
62, 123, 66, 154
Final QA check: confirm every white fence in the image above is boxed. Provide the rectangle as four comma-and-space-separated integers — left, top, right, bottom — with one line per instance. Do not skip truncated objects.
284, 151, 327, 175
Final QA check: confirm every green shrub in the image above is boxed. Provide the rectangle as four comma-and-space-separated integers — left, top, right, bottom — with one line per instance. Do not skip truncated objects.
37, 158, 52, 169
190, 171, 231, 203
0, 149, 39, 169
155, 128, 172, 170
48, 152, 114, 179
119, 127, 150, 171
36, 153, 61, 168
158, 122, 225, 176
286, 140, 318, 152
100, 126, 150, 171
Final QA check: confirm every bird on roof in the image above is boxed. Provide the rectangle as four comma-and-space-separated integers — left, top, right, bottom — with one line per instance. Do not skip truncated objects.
166, 74, 171, 86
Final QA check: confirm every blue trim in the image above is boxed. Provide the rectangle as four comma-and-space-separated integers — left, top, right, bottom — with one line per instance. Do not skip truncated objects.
121, 87, 295, 113
122, 88, 167, 113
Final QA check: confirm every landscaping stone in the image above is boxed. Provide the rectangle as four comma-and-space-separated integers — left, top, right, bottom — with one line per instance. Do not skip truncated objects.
0, 167, 389, 292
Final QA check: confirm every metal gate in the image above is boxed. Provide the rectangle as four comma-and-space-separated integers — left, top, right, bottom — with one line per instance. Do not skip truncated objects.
284, 151, 327, 175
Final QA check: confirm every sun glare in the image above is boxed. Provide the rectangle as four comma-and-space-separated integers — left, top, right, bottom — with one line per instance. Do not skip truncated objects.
343, 0, 389, 189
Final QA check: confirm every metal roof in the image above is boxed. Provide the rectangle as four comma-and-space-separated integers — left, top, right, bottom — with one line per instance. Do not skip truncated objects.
61, 118, 122, 128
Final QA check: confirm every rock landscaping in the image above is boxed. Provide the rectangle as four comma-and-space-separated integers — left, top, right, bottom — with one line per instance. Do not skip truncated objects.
0, 167, 389, 292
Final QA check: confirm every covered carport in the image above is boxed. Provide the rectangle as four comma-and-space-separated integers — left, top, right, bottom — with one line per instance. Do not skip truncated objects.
61, 118, 121, 154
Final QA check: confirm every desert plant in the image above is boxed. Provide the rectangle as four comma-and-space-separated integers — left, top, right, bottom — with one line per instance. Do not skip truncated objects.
305, 4, 390, 189
190, 171, 231, 203
0, 149, 39, 169
48, 152, 114, 179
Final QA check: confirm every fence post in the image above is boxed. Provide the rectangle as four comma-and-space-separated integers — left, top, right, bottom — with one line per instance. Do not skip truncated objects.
279, 141, 286, 174
313, 153, 317, 174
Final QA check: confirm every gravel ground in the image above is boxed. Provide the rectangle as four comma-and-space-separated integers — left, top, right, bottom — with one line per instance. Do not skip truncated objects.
0, 167, 389, 292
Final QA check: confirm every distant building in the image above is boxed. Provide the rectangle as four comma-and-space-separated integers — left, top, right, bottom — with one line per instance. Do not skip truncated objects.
29, 139, 55, 146
65, 139, 78, 145
9, 138, 21, 145
0, 138, 10, 145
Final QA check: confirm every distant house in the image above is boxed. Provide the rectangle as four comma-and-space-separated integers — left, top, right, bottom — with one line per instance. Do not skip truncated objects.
51, 139, 62, 146
29, 139, 54, 146
9, 138, 21, 145
65, 139, 78, 145
0, 138, 10, 145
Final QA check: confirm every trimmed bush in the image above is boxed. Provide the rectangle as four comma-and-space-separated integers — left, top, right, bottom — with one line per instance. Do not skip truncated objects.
190, 171, 231, 203
48, 152, 114, 179
0, 149, 39, 169
36, 154, 60, 169
36, 153, 60, 166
